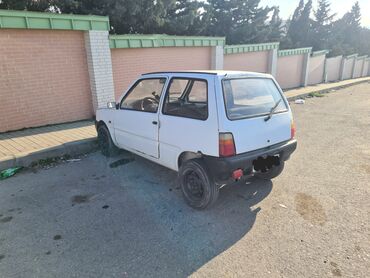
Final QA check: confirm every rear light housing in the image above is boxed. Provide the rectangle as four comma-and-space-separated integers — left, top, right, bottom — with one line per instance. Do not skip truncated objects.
291, 120, 296, 139
219, 133, 236, 157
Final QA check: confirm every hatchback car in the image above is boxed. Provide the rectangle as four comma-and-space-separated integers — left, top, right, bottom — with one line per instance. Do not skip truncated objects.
96, 71, 297, 209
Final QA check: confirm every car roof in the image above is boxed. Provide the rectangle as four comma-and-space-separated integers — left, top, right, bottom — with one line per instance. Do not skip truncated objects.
142, 70, 271, 78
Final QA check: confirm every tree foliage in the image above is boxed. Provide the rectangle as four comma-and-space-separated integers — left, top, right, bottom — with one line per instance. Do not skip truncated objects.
201, 0, 273, 44
283, 0, 313, 48
0, 0, 50, 11
0, 0, 369, 55
311, 0, 336, 50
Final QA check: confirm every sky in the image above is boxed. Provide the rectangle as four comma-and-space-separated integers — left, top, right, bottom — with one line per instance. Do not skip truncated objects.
260, 0, 370, 27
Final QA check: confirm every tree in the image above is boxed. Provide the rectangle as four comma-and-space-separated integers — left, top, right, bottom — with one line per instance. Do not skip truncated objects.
159, 0, 206, 35
0, 0, 369, 56
51, 0, 177, 34
0, 0, 51, 11
285, 0, 313, 48
203, 0, 273, 44
329, 1, 362, 56
267, 6, 283, 42
357, 27, 370, 56
311, 0, 335, 50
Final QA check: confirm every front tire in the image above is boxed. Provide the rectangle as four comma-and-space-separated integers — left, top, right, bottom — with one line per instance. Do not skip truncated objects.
97, 124, 119, 157
255, 161, 285, 180
178, 159, 219, 209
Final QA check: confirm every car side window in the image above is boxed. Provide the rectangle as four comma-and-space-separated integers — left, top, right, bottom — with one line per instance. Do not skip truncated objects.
120, 78, 166, 113
163, 78, 208, 120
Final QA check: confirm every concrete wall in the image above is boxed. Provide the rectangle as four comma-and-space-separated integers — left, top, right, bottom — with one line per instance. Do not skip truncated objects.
343, 58, 356, 80
276, 55, 305, 89
326, 56, 342, 82
224, 51, 269, 73
308, 55, 325, 85
111, 47, 212, 99
353, 58, 364, 78
362, 60, 370, 77
0, 29, 93, 132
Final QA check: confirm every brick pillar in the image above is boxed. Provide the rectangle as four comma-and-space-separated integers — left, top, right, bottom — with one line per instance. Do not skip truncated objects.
323, 58, 328, 83
268, 48, 278, 77
339, 57, 346, 80
211, 46, 224, 70
351, 58, 357, 78
360, 58, 365, 77
301, 52, 310, 87
84, 30, 115, 111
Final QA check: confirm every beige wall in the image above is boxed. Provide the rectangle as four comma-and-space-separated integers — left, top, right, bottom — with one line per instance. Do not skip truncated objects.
308, 55, 325, 85
276, 55, 304, 89
111, 47, 212, 99
362, 60, 370, 77
224, 51, 269, 73
353, 59, 364, 78
326, 56, 342, 82
343, 58, 355, 80
0, 29, 93, 132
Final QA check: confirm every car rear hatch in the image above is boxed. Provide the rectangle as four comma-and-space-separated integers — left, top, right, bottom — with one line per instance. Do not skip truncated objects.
220, 77, 292, 154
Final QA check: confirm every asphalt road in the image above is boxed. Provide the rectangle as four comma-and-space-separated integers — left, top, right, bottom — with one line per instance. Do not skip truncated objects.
1, 83, 369, 278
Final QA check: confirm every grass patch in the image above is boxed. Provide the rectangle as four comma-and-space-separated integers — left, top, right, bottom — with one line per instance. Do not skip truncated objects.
308, 92, 325, 98
29, 154, 72, 168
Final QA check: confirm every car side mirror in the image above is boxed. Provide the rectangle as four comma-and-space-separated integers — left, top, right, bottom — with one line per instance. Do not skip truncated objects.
107, 101, 118, 109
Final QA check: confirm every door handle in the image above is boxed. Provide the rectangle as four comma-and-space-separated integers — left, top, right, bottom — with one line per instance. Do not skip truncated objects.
152, 121, 158, 125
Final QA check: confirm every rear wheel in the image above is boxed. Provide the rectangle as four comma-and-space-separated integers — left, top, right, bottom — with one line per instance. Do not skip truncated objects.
178, 159, 219, 209
97, 124, 119, 157
255, 161, 285, 180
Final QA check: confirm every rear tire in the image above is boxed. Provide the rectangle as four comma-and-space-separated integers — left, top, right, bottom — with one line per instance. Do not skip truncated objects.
97, 124, 119, 157
178, 159, 219, 210
255, 161, 285, 180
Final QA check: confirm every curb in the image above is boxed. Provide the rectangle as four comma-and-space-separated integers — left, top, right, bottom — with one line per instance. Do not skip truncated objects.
0, 138, 98, 171
285, 78, 370, 101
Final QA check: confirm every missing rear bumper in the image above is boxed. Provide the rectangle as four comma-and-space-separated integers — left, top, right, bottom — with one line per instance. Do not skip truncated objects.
253, 155, 280, 173
203, 139, 297, 184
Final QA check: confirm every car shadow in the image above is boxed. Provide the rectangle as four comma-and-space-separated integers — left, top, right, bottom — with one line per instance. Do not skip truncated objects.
0, 151, 273, 277
104, 154, 273, 277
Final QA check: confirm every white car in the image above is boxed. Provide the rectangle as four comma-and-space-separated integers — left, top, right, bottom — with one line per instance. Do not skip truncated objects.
95, 71, 297, 209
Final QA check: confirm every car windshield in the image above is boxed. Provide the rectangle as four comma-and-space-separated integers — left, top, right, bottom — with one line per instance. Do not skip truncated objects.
222, 78, 288, 120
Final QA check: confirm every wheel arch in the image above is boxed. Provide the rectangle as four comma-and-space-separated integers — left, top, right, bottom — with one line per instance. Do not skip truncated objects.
177, 151, 203, 169
96, 120, 118, 147
96, 120, 108, 129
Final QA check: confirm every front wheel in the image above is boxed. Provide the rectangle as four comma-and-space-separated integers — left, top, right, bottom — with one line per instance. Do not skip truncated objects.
97, 124, 119, 157
255, 161, 285, 180
178, 159, 219, 209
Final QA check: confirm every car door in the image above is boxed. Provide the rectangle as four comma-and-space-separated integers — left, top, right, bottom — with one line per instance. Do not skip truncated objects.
159, 75, 219, 170
113, 77, 167, 158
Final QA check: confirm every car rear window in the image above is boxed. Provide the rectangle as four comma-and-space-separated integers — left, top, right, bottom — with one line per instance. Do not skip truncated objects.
222, 78, 288, 120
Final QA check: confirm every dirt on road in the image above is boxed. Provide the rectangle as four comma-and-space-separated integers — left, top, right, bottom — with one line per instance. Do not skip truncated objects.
0, 83, 369, 277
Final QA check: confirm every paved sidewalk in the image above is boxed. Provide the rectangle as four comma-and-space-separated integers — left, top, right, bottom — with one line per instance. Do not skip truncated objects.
0, 76, 369, 171
284, 76, 370, 100
0, 120, 96, 170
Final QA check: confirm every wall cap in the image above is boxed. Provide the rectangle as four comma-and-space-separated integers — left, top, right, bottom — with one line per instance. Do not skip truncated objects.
109, 34, 225, 49
278, 47, 312, 57
327, 55, 343, 59
356, 55, 367, 60
0, 9, 109, 31
311, 49, 330, 57
345, 53, 358, 59
224, 42, 279, 54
